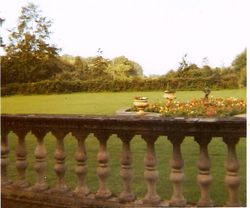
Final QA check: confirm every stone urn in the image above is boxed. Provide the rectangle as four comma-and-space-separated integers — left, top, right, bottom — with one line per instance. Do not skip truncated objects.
133, 97, 149, 115
163, 90, 176, 103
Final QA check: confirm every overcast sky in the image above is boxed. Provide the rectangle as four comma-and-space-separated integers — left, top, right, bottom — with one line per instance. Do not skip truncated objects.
0, 0, 248, 75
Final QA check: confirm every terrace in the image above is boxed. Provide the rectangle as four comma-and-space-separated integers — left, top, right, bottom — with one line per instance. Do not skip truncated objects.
1, 114, 246, 207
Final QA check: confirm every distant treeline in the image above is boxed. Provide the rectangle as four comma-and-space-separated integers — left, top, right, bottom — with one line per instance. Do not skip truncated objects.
1, 49, 246, 96
1, 3, 246, 96
1, 50, 246, 96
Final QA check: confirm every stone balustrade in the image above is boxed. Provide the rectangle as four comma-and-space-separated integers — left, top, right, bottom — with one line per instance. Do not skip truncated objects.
1, 114, 246, 208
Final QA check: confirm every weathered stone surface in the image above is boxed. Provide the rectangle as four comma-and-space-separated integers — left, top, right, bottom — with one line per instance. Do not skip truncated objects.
116, 108, 161, 117
2, 186, 170, 208
1, 114, 246, 138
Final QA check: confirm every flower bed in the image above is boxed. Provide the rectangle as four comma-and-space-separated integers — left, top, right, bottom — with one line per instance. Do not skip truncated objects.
132, 97, 246, 117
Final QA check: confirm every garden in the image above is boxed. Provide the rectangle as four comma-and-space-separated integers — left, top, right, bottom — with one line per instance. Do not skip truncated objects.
1, 2, 247, 207
132, 90, 246, 117
1, 89, 246, 206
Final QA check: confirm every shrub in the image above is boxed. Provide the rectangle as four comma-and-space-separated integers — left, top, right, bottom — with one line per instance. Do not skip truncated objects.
1, 76, 240, 96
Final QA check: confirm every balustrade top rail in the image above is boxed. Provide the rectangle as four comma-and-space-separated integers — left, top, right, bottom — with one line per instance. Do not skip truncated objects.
1, 114, 246, 137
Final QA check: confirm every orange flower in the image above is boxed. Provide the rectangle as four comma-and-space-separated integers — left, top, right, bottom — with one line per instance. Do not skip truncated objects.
205, 106, 217, 117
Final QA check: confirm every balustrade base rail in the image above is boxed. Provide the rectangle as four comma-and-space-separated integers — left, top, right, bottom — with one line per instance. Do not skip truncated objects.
1, 186, 172, 208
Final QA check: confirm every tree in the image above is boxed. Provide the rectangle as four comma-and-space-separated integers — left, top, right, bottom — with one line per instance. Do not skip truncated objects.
177, 54, 189, 72
238, 66, 246, 87
107, 56, 143, 79
74, 56, 88, 71
86, 55, 111, 79
61, 54, 75, 65
2, 3, 61, 85
201, 65, 213, 77
0, 17, 5, 47
231, 49, 246, 72
129, 60, 143, 77
230, 49, 247, 87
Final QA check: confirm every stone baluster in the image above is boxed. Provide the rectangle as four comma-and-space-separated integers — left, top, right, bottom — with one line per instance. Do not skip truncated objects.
72, 131, 90, 197
31, 129, 49, 191
117, 133, 135, 202
223, 136, 241, 207
168, 134, 186, 206
94, 132, 111, 199
195, 135, 213, 206
51, 130, 69, 193
142, 134, 161, 205
1, 130, 12, 186
13, 129, 29, 188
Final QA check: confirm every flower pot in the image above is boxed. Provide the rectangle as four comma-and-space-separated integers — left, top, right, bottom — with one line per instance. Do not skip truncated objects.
163, 90, 176, 103
133, 97, 149, 115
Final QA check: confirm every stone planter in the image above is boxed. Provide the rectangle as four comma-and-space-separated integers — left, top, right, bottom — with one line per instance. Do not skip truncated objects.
163, 90, 176, 101
116, 108, 162, 117
116, 108, 246, 119
133, 97, 149, 116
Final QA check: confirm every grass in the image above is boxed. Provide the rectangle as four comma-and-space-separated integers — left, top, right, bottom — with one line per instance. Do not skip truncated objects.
1, 89, 246, 206
2, 88, 246, 115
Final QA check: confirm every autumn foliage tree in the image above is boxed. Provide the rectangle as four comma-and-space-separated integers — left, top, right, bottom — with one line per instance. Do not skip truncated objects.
1, 3, 62, 85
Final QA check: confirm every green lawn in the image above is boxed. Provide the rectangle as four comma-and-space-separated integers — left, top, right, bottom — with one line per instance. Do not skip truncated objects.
2, 89, 246, 206
1, 88, 246, 115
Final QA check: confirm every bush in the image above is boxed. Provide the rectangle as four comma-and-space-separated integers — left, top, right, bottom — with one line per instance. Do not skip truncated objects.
1, 76, 240, 96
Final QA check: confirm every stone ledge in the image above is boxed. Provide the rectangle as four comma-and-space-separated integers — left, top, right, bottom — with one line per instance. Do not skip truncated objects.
2, 114, 246, 138
116, 108, 161, 117
233, 114, 246, 118
1, 187, 171, 208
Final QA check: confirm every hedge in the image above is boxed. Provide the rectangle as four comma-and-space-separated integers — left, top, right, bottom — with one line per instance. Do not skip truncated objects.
1, 75, 239, 96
